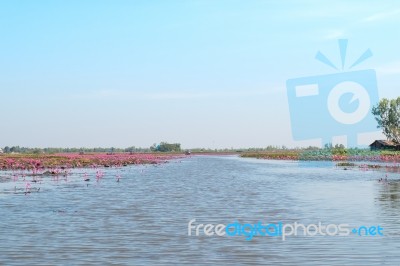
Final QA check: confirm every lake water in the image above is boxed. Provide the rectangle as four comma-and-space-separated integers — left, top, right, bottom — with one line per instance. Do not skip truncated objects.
1, 155, 400, 265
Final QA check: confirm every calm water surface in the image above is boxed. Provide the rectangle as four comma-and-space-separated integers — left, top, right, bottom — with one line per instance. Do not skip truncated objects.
1, 155, 400, 265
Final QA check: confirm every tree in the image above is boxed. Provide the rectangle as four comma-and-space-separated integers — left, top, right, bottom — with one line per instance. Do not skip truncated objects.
150, 143, 157, 152
150, 142, 181, 152
125, 146, 135, 153
372, 97, 400, 143
324, 143, 333, 150
332, 144, 346, 155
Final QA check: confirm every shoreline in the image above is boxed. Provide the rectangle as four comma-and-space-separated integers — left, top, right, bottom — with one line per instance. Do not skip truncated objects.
240, 150, 400, 162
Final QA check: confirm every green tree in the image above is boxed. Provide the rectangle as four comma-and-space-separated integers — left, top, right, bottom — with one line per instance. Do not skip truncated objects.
150, 143, 157, 152
152, 142, 181, 152
332, 144, 347, 155
372, 97, 400, 143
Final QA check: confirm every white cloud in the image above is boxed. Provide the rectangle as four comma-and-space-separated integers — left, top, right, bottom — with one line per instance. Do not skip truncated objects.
323, 29, 346, 40
360, 9, 400, 23
315, 7, 400, 41
376, 61, 400, 75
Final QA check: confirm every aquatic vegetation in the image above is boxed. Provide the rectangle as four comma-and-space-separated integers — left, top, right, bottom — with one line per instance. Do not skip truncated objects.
0, 153, 182, 171
241, 151, 299, 160
336, 162, 356, 167
241, 149, 400, 174
359, 164, 382, 169
241, 149, 400, 163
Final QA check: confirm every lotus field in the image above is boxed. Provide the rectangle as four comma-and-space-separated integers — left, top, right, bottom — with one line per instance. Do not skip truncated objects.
241, 149, 400, 162
241, 149, 400, 173
0, 153, 182, 172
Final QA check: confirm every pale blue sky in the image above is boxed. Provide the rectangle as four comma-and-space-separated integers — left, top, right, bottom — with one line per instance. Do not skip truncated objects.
1, 0, 400, 148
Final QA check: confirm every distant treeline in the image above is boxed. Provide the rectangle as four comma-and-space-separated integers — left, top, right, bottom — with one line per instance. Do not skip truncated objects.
1, 142, 183, 154
0, 146, 153, 154
0, 144, 346, 154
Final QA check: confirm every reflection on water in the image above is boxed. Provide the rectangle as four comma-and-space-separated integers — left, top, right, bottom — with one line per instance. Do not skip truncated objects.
1, 156, 400, 265
377, 181, 400, 205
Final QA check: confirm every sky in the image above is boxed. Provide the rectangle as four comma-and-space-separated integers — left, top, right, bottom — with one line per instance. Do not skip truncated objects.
1, 0, 400, 149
